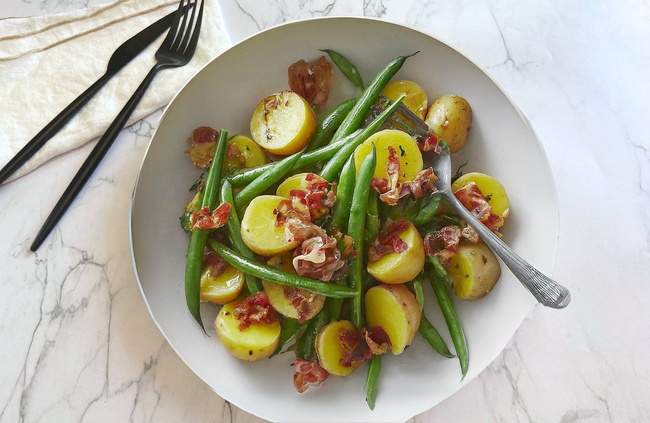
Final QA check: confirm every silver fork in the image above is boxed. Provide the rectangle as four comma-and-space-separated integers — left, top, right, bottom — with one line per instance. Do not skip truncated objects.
389, 98, 571, 309
31, 0, 204, 251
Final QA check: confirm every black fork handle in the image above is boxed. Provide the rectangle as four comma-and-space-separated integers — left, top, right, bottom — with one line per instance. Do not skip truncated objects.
0, 72, 115, 185
30, 64, 164, 251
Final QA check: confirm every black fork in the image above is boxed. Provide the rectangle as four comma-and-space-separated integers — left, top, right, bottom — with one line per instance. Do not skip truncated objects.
31, 0, 205, 252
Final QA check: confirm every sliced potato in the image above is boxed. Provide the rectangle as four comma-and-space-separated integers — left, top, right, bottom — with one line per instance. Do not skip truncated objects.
354, 129, 423, 182
250, 91, 316, 155
452, 172, 510, 218
367, 221, 425, 284
381, 80, 428, 120
365, 284, 420, 354
224, 134, 269, 173
315, 320, 365, 376
215, 297, 281, 361
200, 263, 245, 304
448, 241, 501, 301
262, 254, 325, 321
240, 195, 299, 256
276, 172, 327, 198
425, 94, 472, 153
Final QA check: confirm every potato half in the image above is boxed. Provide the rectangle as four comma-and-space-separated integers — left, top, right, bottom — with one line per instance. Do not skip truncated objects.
200, 263, 245, 305
354, 129, 423, 182
262, 253, 325, 321
224, 134, 269, 173
250, 91, 316, 155
276, 173, 328, 198
448, 241, 501, 301
425, 94, 472, 153
367, 221, 425, 284
215, 298, 281, 361
365, 284, 420, 355
452, 172, 510, 218
240, 195, 299, 256
315, 320, 365, 376
381, 80, 428, 120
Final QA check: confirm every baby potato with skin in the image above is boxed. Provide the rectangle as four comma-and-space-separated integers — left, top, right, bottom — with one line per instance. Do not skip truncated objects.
381, 80, 428, 120
215, 297, 281, 361
250, 91, 317, 155
425, 94, 472, 153
452, 172, 510, 218
224, 134, 269, 173
240, 195, 299, 256
354, 129, 423, 182
367, 221, 425, 284
262, 253, 325, 321
200, 263, 245, 305
315, 320, 366, 376
365, 284, 421, 354
448, 241, 501, 301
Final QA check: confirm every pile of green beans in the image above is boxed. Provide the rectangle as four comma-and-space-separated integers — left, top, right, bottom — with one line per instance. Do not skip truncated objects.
184, 129, 229, 331
306, 98, 357, 151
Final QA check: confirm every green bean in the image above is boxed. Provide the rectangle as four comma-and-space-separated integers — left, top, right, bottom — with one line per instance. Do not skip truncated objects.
406, 274, 425, 313
330, 52, 418, 145
365, 189, 379, 249
307, 98, 358, 151
329, 297, 344, 322
365, 355, 381, 410
226, 131, 358, 186
427, 257, 468, 378
219, 180, 262, 294
427, 254, 453, 286
408, 192, 443, 226
418, 313, 454, 358
234, 151, 303, 208
319, 94, 405, 182
348, 145, 377, 329
321, 49, 364, 89
328, 155, 356, 232
296, 306, 329, 360
272, 318, 307, 357
184, 129, 229, 331
207, 240, 357, 298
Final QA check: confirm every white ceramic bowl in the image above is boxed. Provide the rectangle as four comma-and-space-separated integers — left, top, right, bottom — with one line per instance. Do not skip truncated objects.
130, 17, 557, 423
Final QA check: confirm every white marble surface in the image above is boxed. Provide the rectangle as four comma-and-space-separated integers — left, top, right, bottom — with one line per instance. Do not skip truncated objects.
1, 1, 649, 422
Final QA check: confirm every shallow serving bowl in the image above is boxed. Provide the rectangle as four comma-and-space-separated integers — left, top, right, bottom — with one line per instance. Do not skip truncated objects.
130, 17, 558, 423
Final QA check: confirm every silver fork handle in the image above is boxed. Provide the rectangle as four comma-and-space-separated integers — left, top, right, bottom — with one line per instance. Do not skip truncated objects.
441, 190, 570, 309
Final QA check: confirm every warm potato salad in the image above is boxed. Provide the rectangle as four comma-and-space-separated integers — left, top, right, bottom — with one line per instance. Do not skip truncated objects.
180, 50, 510, 409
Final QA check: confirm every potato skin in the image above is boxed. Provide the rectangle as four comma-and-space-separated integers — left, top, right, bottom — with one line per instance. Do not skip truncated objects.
215, 298, 281, 361
448, 242, 501, 301
365, 284, 420, 354
367, 221, 425, 284
425, 94, 472, 153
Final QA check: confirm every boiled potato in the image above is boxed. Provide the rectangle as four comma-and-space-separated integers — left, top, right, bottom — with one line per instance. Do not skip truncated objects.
250, 91, 316, 155
448, 241, 501, 301
224, 134, 269, 173
185, 190, 200, 213
215, 297, 281, 361
276, 173, 328, 198
240, 195, 299, 256
381, 80, 428, 120
262, 254, 325, 321
200, 263, 245, 304
425, 94, 472, 153
452, 172, 510, 218
316, 320, 365, 376
354, 129, 423, 182
367, 221, 425, 284
365, 284, 420, 355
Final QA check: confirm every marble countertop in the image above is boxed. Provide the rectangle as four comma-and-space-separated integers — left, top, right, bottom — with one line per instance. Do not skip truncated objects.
1, 0, 649, 422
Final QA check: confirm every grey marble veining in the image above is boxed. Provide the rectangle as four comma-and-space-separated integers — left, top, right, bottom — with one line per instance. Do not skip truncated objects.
1, 0, 649, 422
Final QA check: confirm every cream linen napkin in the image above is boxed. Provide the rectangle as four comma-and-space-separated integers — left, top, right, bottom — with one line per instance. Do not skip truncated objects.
0, 0, 231, 183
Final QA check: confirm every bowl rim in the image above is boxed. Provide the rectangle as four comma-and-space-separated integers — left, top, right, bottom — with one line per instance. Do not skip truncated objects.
129, 15, 559, 421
